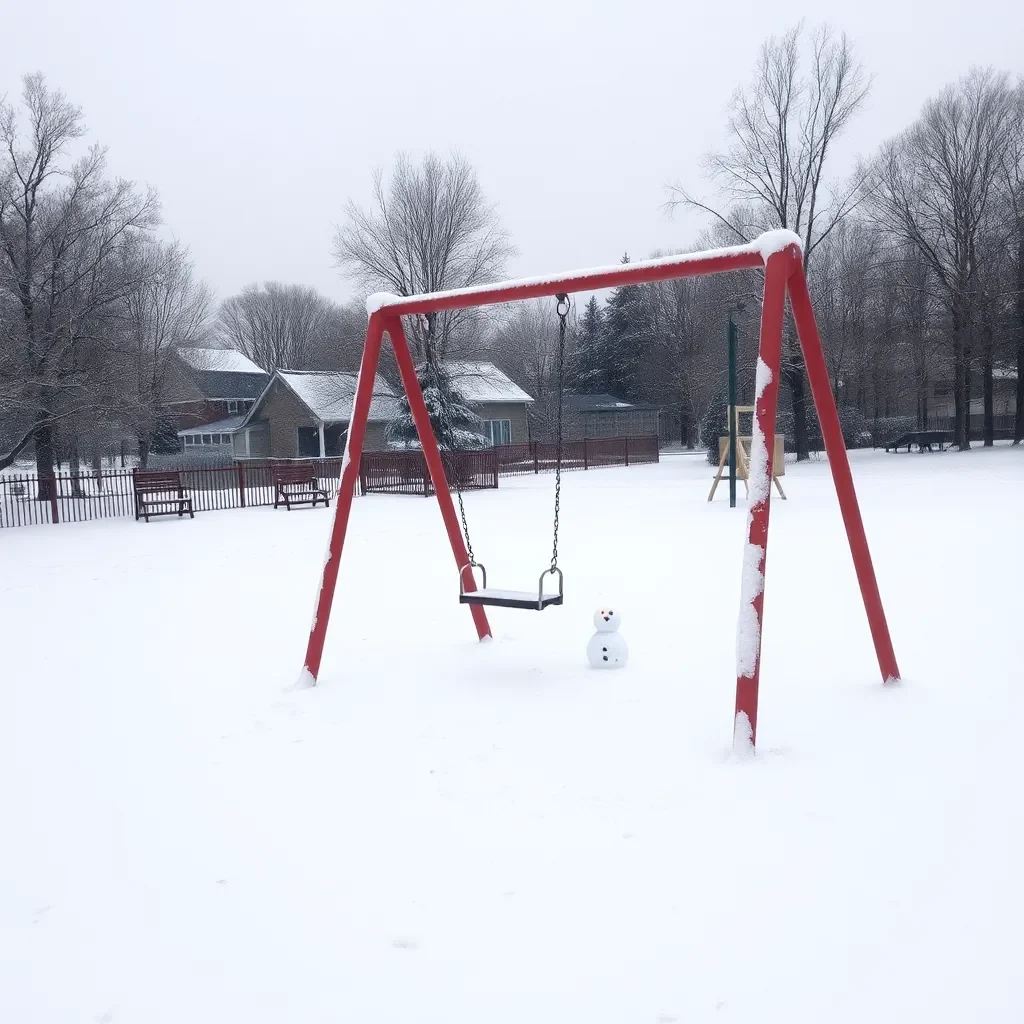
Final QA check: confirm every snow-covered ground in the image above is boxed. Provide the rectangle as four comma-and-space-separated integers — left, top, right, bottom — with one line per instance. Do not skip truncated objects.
2, 448, 1021, 1023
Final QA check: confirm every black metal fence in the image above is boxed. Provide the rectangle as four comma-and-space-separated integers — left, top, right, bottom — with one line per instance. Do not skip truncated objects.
358, 449, 501, 497
1, 436, 661, 528
360, 436, 660, 495
0, 458, 348, 529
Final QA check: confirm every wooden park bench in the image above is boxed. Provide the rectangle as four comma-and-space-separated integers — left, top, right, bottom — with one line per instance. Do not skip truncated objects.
272, 463, 330, 510
133, 469, 194, 522
885, 430, 954, 453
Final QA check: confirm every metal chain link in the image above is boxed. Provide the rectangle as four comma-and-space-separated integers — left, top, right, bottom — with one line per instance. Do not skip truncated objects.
455, 472, 475, 565
550, 294, 569, 573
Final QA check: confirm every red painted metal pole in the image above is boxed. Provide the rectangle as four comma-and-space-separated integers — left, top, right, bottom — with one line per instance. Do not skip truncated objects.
787, 265, 901, 684
734, 246, 797, 750
302, 314, 386, 683
385, 315, 491, 642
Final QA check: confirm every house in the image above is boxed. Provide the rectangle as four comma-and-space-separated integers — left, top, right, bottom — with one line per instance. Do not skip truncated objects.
237, 370, 402, 459
557, 393, 662, 440
929, 366, 1018, 422
166, 347, 270, 456
443, 361, 534, 445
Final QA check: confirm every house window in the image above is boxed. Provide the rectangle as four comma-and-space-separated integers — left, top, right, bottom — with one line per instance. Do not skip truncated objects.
202, 433, 212, 445
297, 426, 321, 458
484, 419, 512, 446
184, 435, 194, 446
227, 400, 254, 414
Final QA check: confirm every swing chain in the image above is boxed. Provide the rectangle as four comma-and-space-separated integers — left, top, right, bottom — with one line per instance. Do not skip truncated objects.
550, 293, 569, 574
455, 469, 475, 565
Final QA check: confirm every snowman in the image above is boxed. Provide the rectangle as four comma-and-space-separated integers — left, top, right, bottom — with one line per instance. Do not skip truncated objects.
587, 607, 628, 669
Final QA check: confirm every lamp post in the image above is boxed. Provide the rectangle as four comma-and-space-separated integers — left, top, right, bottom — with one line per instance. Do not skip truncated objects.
727, 303, 745, 508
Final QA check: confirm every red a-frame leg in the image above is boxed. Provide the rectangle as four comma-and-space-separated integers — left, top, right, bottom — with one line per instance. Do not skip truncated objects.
733, 247, 792, 750
733, 245, 901, 750
384, 315, 491, 643
788, 264, 900, 685
302, 313, 491, 685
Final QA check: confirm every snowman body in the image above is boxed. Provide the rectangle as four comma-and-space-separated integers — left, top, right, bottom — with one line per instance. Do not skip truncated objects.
587, 608, 628, 669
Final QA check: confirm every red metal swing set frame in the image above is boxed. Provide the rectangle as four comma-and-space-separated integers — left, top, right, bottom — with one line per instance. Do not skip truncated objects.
302, 230, 900, 750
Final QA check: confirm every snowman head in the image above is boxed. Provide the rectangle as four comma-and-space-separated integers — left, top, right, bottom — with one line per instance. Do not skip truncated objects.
593, 607, 622, 633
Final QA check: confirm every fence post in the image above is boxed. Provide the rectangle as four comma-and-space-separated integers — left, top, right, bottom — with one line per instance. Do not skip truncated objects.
42, 474, 59, 524
583, 437, 589, 471
624, 436, 630, 467
533, 441, 539, 474
237, 464, 246, 508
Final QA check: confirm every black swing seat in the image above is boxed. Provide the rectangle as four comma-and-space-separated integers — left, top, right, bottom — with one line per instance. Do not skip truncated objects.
459, 565, 563, 612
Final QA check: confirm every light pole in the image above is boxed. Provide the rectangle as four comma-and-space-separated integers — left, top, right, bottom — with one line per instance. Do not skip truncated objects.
727, 303, 745, 509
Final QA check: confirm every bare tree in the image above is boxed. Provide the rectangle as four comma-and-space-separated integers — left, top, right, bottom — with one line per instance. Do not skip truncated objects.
668, 23, 870, 459
333, 151, 515, 364
1004, 81, 1024, 444
217, 281, 355, 373
488, 299, 561, 401
871, 67, 1018, 449
0, 73, 159, 474
120, 241, 214, 466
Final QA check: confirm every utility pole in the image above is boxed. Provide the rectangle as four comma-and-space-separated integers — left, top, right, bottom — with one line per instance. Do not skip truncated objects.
727, 303, 745, 508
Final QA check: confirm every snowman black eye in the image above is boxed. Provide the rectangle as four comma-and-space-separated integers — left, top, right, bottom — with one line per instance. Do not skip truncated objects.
602, 656, 609, 661
602, 647, 607, 652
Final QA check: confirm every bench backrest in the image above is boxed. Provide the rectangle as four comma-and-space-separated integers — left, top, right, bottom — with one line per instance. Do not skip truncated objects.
273, 464, 319, 485
135, 470, 185, 493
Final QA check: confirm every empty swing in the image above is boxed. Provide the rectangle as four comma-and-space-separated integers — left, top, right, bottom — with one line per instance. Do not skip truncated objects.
458, 294, 570, 611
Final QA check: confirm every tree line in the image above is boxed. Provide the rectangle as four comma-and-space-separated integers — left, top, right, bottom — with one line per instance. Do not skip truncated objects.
488, 29, 1024, 456
0, 74, 366, 476
3, 25, 1023, 480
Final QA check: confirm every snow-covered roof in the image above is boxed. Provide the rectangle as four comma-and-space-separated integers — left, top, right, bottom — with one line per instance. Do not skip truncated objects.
563, 393, 635, 412
442, 361, 534, 404
177, 415, 247, 437
176, 347, 266, 374
278, 370, 401, 423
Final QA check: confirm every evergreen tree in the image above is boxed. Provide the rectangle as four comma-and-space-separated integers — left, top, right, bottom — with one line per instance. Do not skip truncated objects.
600, 255, 652, 398
568, 296, 606, 392
386, 360, 489, 450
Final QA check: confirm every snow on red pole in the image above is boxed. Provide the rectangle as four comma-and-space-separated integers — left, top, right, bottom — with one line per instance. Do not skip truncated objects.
787, 266, 901, 685
734, 245, 797, 751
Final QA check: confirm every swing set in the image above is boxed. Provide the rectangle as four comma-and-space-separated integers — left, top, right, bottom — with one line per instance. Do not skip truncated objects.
301, 230, 901, 750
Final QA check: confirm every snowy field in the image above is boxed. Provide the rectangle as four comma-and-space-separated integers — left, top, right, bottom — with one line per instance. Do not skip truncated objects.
2, 447, 1022, 1023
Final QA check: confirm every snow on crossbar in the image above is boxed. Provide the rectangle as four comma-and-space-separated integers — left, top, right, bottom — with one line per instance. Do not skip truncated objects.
365, 230, 802, 317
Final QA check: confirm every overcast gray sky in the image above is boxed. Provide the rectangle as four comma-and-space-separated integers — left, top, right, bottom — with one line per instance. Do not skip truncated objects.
7, 0, 1022, 306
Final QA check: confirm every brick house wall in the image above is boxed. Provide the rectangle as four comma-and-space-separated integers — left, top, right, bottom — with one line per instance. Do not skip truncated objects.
253, 378, 388, 457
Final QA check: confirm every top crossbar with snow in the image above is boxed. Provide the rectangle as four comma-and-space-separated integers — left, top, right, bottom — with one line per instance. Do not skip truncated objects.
366, 230, 803, 318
